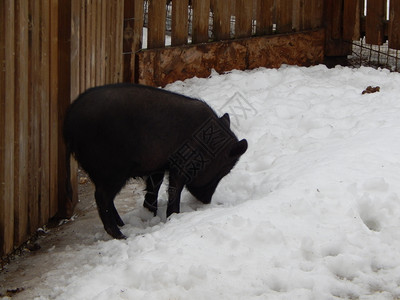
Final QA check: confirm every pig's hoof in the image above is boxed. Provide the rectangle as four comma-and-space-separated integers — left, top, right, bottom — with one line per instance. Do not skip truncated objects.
106, 227, 126, 240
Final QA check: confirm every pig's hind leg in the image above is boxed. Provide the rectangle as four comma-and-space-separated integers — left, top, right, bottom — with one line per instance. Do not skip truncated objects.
94, 181, 126, 239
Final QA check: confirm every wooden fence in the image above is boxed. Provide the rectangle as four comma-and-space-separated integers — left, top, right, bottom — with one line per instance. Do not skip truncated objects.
126, 0, 325, 86
0, 0, 124, 258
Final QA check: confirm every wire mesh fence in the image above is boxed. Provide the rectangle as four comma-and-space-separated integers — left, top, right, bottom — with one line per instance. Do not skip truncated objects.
348, 39, 400, 72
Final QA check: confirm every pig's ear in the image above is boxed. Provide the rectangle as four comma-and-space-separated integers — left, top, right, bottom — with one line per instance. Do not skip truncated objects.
230, 139, 248, 157
220, 113, 230, 127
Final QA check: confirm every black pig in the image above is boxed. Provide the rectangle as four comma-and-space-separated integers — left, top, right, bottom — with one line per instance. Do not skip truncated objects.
63, 84, 247, 239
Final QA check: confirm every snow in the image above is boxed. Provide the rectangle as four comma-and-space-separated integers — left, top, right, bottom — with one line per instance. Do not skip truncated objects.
4, 65, 400, 299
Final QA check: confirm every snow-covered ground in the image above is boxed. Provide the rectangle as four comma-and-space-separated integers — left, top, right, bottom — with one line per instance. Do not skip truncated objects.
3, 65, 400, 299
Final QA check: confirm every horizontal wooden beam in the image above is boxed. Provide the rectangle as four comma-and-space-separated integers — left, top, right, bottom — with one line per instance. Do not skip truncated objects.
137, 29, 325, 87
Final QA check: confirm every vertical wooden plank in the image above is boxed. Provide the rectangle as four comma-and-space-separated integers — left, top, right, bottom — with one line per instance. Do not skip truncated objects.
389, 0, 400, 50
343, 0, 359, 41
100, 0, 106, 85
235, 0, 253, 38
105, 1, 113, 83
40, 0, 51, 226
276, 0, 293, 33
29, 0, 40, 234
80, 0, 86, 92
109, 1, 117, 82
95, 0, 102, 85
172, 0, 189, 45
292, 0, 302, 31
148, 0, 166, 48
212, 0, 230, 40
331, 0, 343, 39
1, 0, 15, 256
123, 0, 135, 82
366, 0, 385, 45
0, 0, 5, 257
192, 0, 210, 43
311, 0, 324, 29
301, 0, 323, 30
49, 0, 59, 217
14, 0, 29, 245
324, 0, 352, 57
115, 0, 124, 82
131, 0, 144, 83
256, 0, 274, 35
58, 0, 77, 218
90, 0, 96, 87
71, 0, 80, 101
85, 0, 92, 88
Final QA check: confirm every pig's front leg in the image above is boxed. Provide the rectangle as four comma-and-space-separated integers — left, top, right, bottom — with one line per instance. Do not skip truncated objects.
144, 171, 165, 216
166, 174, 185, 218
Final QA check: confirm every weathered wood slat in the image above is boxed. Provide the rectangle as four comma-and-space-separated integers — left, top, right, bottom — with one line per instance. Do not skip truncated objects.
90, 0, 96, 86
14, 0, 29, 245
302, 0, 323, 30
0, 0, 16, 257
80, 0, 86, 92
389, 0, 400, 50
192, 0, 210, 43
255, 0, 273, 35
49, 0, 60, 217
292, 0, 302, 31
343, 0, 361, 41
115, 0, 124, 83
0, 0, 5, 257
123, 0, 135, 82
148, 0, 166, 49
71, 0, 80, 98
172, 0, 189, 45
100, 1, 107, 85
85, 0, 92, 87
343, 0, 359, 42
212, 0, 231, 41
276, 0, 293, 33
5, 0, 15, 255
105, 1, 112, 84
29, 0, 41, 234
366, 0, 385, 45
40, 0, 51, 226
235, 0, 253, 38
132, 0, 144, 82
57, 0, 76, 218
95, 0, 102, 85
